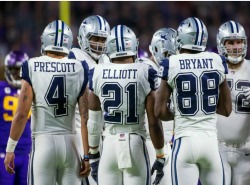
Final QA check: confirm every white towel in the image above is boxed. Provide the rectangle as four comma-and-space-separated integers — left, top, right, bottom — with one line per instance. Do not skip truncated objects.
116, 133, 132, 169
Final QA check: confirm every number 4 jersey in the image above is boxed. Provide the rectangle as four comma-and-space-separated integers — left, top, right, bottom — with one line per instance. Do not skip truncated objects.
159, 51, 228, 139
89, 62, 158, 138
21, 56, 89, 136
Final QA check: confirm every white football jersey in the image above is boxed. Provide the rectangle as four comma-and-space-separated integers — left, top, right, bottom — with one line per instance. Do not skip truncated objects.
89, 62, 158, 138
137, 57, 174, 142
69, 48, 97, 129
70, 48, 97, 70
160, 51, 228, 140
217, 59, 250, 143
21, 55, 88, 136
69, 48, 110, 129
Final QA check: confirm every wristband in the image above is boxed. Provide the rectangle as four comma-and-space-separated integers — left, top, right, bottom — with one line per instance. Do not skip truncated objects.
6, 137, 18, 153
89, 151, 100, 159
89, 147, 99, 154
83, 155, 90, 161
155, 146, 165, 158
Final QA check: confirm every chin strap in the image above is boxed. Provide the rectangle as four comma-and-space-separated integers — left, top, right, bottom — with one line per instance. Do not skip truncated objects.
227, 55, 243, 64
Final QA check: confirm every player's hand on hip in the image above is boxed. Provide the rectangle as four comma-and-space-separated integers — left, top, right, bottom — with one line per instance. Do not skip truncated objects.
79, 160, 91, 177
151, 157, 167, 185
90, 159, 99, 183
244, 87, 250, 100
4, 152, 15, 174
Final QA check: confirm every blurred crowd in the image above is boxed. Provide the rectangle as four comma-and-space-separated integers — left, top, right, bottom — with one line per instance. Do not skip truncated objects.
0, 1, 250, 79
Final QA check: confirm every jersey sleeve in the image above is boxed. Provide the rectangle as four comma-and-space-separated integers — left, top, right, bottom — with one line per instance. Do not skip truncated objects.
78, 60, 89, 99
158, 58, 170, 80
88, 68, 95, 91
68, 50, 76, 59
20, 60, 32, 86
148, 66, 158, 90
219, 55, 228, 74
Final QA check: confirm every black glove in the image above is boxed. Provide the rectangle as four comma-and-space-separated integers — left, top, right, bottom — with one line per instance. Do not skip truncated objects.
151, 158, 166, 185
90, 160, 99, 183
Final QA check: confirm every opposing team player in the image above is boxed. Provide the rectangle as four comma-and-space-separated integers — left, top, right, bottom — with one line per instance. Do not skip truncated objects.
216, 20, 250, 185
4, 20, 90, 185
88, 24, 165, 185
155, 17, 232, 185
68, 15, 110, 184
0, 51, 31, 185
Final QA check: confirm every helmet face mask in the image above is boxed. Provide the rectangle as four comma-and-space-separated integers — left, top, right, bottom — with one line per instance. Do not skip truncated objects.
41, 20, 73, 55
149, 28, 177, 65
4, 51, 29, 88
78, 15, 110, 60
176, 17, 208, 52
106, 25, 138, 60
217, 21, 247, 64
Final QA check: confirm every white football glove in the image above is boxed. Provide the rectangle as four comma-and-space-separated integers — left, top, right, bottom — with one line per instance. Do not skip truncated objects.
243, 87, 250, 100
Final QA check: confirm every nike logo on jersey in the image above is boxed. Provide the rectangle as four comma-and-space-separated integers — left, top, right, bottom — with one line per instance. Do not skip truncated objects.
245, 153, 250, 156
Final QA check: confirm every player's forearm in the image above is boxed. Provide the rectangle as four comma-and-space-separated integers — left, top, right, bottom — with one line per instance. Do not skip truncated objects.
81, 123, 89, 156
149, 122, 165, 150
155, 107, 174, 121
217, 79, 232, 117
9, 112, 28, 141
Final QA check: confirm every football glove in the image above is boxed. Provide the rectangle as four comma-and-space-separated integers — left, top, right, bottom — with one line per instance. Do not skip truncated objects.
151, 158, 166, 185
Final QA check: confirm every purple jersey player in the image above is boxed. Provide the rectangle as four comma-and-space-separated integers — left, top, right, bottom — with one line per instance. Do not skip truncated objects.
0, 51, 31, 185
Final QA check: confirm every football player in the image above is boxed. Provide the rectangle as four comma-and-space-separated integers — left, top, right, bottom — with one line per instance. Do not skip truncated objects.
88, 24, 165, 185
68, 15, 110, 184
0, 51, 31, 185
216, 20, 250, 185
138, 27, 177, 185
4, 20, 90, 185
155, 17, 232, 185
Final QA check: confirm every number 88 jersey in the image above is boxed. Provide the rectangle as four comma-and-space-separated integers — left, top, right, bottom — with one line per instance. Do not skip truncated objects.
159, 51, 228, 139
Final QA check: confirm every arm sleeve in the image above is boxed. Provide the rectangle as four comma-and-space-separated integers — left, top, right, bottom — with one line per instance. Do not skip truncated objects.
21, 61, 32, 86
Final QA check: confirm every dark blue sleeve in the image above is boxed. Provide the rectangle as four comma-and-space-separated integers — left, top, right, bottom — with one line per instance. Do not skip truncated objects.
77, 60, 89, 100
21, 60, 32, 86
148, 66, 158, 91
219, 55, 228, 74
88, 68, 95, 91
159, 58, 170, 80
68, 51, 76, 59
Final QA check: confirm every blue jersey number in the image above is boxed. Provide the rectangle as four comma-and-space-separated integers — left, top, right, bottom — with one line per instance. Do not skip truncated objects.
102, 82, 138, 124
45, 75, 68, 117
175, 71, 220, 116
227, 80, 250, 113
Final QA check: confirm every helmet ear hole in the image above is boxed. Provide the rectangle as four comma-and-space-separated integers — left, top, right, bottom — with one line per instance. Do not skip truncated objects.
155, 47, 158, 53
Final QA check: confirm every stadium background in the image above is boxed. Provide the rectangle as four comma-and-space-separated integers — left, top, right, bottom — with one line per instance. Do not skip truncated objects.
0, 1, 249, 80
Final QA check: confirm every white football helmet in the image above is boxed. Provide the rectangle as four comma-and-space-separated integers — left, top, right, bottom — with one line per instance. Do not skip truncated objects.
217, 20, 247, 64
149, 28, 177, 65
106, 25, 138, 60
41, 20, 73, 55
176, 17, 208, 52
78, 15, 110, 60
4, 50, 29, 88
